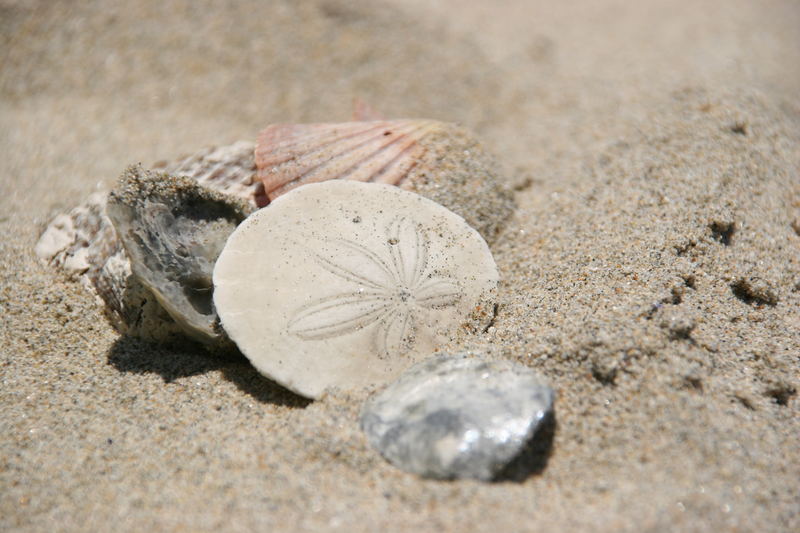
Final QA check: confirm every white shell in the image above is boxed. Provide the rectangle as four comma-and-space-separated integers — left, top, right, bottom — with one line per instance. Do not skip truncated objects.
213, 180, 499, 398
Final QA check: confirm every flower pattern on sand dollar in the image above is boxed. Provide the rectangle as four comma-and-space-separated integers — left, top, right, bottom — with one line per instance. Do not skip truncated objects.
288, 217, 462, 357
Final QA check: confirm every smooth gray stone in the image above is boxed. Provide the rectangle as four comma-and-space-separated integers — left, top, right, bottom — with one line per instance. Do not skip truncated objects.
360, 354, 554, 480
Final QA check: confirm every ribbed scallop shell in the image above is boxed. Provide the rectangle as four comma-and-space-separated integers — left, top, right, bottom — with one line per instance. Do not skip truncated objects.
255, 119, 442, 201
155, 141, 265, 207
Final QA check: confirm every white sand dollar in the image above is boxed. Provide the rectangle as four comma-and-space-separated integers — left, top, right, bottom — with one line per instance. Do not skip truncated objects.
213, 181, 498, 398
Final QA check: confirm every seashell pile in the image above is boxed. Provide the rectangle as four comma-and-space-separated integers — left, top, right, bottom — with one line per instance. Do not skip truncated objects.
36, 119, 513, 344
34, 116, 555, 480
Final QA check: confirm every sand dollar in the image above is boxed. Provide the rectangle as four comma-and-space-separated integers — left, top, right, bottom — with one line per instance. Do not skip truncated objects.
212, 181, 498, 398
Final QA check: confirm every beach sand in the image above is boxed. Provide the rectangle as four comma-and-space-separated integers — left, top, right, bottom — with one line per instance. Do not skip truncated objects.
1, 0, 798, 531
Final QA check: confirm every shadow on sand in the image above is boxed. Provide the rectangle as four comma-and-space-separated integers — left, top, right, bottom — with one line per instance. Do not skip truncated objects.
108, 335, 556, 481
494, 411, 557, 482
107, 335, 311, 408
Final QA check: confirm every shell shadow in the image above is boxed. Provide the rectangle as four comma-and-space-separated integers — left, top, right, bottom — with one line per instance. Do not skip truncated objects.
493, 411, 557, 482
107, 335, 311, 408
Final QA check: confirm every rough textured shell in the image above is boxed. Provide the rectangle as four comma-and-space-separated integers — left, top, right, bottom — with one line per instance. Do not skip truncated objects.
35, 143, 259, 344
156, 140, 265, 207
106, 165, 251, 349
255, 119, 442, 200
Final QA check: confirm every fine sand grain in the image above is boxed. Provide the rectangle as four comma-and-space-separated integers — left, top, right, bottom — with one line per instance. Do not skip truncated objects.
1, 1, 798, 531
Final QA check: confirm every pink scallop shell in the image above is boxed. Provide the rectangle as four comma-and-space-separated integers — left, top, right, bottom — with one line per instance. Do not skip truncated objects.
255, 119, 441, 202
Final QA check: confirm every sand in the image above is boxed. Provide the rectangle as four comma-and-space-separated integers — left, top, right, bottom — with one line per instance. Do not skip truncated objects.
1, 0, 798, 531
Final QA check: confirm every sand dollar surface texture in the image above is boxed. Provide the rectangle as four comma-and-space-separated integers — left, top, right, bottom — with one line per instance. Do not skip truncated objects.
213, 181, 499, 398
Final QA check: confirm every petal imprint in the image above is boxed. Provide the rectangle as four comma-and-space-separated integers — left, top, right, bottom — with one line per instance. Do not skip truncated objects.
386, 216, 429, 286
306, 243, 392, 290
414, 278, 462, 309
288, 217, 461, 354
288, 292, 392, 340
326, 237, 400, 287
378, 311, 414, 357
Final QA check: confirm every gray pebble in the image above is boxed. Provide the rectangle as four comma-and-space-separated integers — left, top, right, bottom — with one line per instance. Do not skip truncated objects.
360, 354, 554, 480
